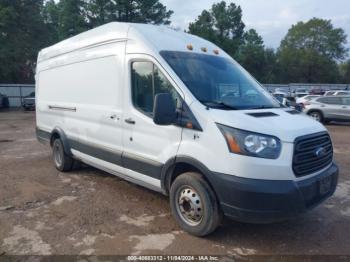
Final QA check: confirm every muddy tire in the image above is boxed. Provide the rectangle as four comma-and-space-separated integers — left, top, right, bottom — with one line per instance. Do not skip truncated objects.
52, 138, 74, 172
170, 172, 222, 236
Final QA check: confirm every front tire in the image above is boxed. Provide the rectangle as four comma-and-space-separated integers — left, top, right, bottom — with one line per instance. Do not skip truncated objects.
308, 111, 323, 123
170, 172, 221, 236
52, 138, 74, 172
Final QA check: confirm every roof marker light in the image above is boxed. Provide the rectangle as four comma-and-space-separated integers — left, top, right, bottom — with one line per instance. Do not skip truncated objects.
201, 47, 207, 52
186, 122, 193, 129
213, 49, 219, 55
187, 44, 193, 51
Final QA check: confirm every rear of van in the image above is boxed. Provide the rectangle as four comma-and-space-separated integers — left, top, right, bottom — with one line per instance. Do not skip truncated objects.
36, 22, 338, 236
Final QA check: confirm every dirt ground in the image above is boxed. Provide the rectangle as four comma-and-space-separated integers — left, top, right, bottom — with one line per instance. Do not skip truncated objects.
0, 110, 350, 257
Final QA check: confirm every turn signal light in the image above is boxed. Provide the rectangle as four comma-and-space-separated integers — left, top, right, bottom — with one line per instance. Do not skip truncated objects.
224, 132, 241, 153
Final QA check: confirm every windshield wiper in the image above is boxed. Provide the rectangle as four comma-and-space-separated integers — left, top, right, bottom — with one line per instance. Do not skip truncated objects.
200, 100, 239, 110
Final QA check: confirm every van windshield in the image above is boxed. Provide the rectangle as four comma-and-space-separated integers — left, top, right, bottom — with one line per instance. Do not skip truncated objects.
160, 51, 280, 110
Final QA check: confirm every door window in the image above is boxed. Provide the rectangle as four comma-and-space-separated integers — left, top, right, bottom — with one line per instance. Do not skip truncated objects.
131, 61, 181, 115
317, 97, 342, 105
337, 92, 348, 96
342, 97, 350, 105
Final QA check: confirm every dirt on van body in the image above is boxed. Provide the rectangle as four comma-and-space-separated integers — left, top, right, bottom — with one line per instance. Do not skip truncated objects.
0, 110, 350, 258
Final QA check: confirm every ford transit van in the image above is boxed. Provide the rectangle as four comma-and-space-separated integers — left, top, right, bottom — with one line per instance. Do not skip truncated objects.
36, 22, 338, 236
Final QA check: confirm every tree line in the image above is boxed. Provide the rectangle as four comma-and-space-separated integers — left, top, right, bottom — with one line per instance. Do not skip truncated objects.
0, 0, 349, 84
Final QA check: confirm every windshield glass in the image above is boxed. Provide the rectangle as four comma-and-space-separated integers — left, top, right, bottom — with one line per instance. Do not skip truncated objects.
160, 51, 280, 110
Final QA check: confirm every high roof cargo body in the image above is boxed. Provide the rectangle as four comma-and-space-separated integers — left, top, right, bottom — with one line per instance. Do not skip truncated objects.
37, 22, 226, 69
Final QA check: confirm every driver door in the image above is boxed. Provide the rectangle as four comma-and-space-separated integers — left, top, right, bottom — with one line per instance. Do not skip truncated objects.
121, 55, 184, 184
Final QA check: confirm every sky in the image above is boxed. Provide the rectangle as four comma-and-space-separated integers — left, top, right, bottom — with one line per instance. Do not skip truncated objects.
162, 0, 350, 49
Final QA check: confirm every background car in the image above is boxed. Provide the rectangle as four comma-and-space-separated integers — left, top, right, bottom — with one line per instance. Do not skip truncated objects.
303, 95, 350, 123
273, 94, 303, 111
309, 87, 326, 95
293, 87, 309, 98
274, 87, 290, 96
22, 91, 35, 110
0, 92, 10, 109
272, 92, 285, 103
324, 90, 350, 96
296, 95, 320, 106
294, 92, 309, 98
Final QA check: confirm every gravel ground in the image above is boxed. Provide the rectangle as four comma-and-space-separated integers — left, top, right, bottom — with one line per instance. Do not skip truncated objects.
0, 110, 350, 257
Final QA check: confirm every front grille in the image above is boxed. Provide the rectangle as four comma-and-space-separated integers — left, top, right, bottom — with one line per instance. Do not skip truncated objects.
293, 132, 333, 177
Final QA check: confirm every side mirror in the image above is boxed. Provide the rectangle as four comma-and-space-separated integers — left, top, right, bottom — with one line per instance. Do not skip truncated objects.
153, 93, 176, 125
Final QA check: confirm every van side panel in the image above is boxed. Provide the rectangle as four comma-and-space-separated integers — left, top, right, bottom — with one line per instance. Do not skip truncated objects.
37, 42, 125, 156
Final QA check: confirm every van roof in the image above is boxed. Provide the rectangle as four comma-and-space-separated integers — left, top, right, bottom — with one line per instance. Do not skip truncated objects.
38, 22, 223, 63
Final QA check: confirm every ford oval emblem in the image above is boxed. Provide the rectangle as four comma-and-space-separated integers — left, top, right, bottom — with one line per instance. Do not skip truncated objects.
315, 147, 327, 158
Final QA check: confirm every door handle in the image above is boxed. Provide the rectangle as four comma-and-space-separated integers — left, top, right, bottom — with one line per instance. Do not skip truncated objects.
110, 114, 117, 120
342, 106, 347, 109
125, 118, 136, 124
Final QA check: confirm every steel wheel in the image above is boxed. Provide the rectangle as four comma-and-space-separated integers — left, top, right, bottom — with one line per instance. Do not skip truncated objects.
170, 172, 221, 236
53, 140, 63, 167
310, 112, 322, 122
175, 186, 203, 226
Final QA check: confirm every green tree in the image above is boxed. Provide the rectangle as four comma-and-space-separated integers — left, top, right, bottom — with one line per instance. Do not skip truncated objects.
57, 0, 89, 40
188, 1, 244, 57
0, 0, 50, 83
0, 0, 174, 83
87, 0, 110, 26
42, 0, 60, 44
340, 60, 350, 83
113, 0, 173, 25
262, 48, 279, 83
277, 18, 348, 83
86, 0, 117, 27
236, 30, 279, 83
86, 0, 173, 26
187, 10, 216, 43
237, 29, 265, 81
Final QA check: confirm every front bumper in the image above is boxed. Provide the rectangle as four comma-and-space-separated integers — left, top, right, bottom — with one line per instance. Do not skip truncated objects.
23, 103, 35, 108
209, 163, 338, 223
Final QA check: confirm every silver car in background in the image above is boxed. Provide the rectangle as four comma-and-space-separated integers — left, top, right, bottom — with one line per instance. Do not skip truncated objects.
324, 90, 350, 96
303, 96, 350, 123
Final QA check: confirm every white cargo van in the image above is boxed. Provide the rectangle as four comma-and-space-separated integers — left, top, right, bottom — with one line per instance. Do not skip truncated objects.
36, 22, 338, 236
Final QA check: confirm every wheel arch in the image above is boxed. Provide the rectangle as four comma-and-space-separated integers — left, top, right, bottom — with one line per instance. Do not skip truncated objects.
50, 127, 72, 156
308, 109, 324, 117
161, 156, 218, 197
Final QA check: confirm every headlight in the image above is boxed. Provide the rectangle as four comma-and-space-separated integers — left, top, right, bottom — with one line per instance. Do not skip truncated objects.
216, 124, 281, 159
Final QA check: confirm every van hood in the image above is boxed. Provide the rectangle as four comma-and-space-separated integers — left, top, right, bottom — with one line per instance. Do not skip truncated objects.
208, 107, 326, 143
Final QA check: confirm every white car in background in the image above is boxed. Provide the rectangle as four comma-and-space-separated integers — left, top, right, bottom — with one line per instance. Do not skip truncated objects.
324, 90, 350, 96
293, 88, 309, 98
274, 88, 289, 96
296, 95, 321, 105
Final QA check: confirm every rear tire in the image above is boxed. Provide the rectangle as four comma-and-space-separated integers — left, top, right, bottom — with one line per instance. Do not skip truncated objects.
52, 138, 74, 172
2, 97, 9, 108
170, 172, 222, 236
308, 111, 323, 123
